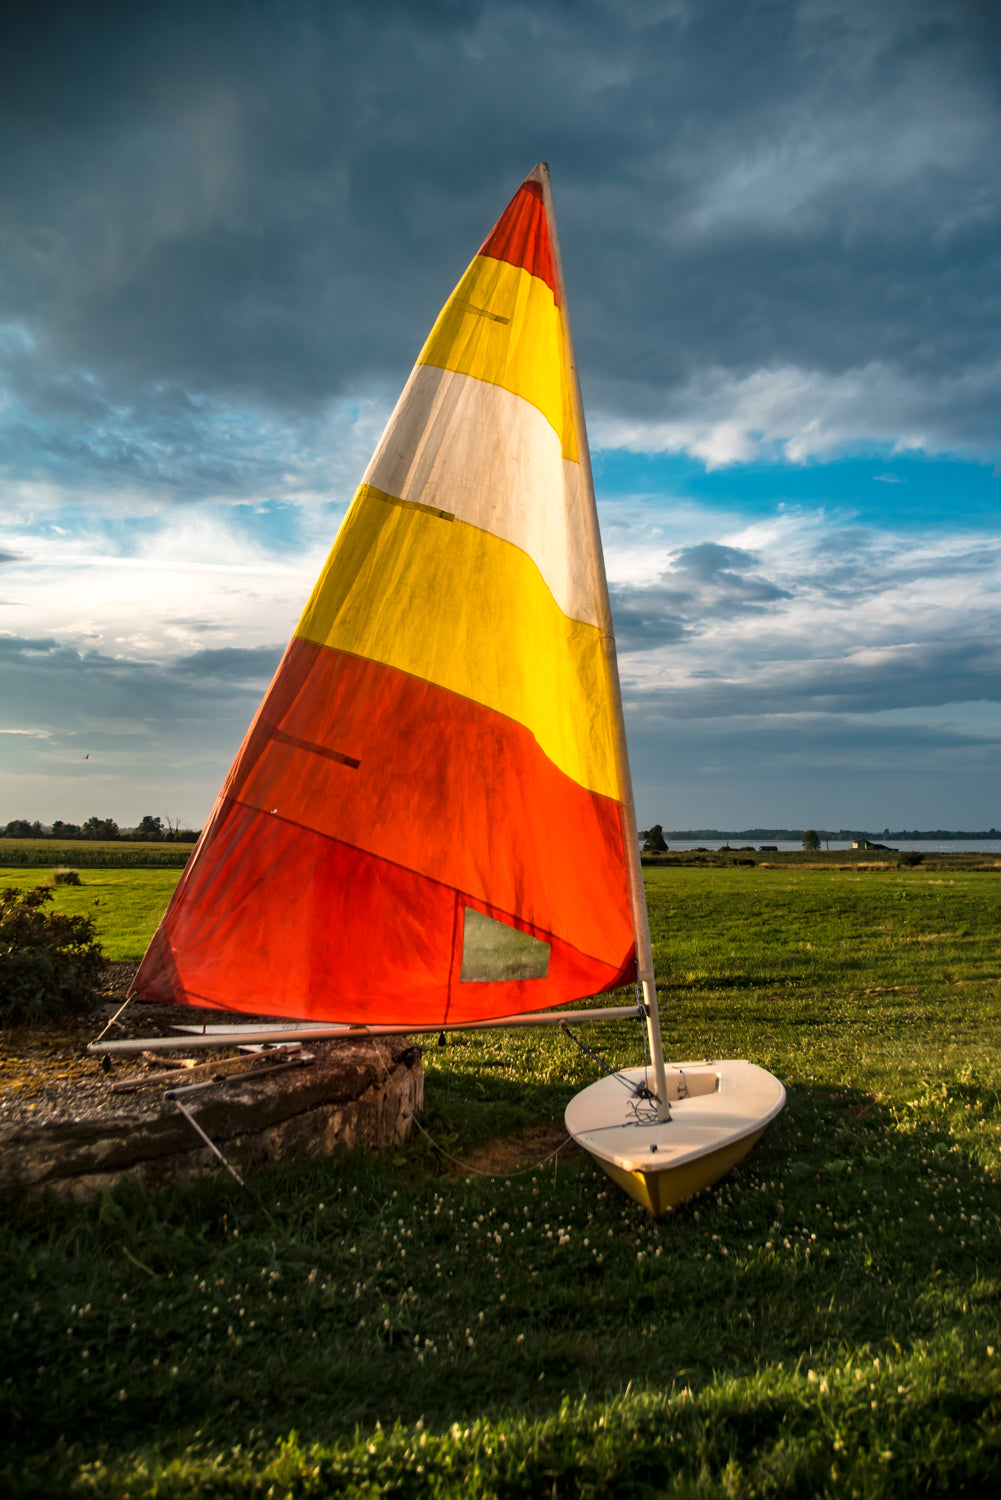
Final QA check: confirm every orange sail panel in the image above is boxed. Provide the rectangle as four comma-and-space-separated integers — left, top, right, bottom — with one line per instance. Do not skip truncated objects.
134, 166, 637, 1025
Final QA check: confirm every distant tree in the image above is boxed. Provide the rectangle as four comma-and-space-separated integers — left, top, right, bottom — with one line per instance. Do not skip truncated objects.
136, 815, 164, 839
81, 817, 119, 840
2, 820, 38, 838
51, 821, 82, 839
802, 829, 821, 851
640, 824, 668, 853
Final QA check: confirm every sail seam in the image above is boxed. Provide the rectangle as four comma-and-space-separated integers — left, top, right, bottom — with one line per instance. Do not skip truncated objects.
355, 484, 595, 628
274, 639, 620, 801
417, 358, 567, 454
220, 794, 634, 981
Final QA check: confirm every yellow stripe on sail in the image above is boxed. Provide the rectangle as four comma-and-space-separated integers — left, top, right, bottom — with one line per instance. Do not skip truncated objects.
295, 486, 620, 799
418, 256, 578, 462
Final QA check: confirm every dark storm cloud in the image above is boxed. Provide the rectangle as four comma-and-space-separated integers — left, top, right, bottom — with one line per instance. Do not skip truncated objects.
174, 646, 284, 681
0, 635, 282, 728
610, 596, 691, 649
0, 634, 288, 822
626, 707, 1001, 830
2, 0, 999, 498
674, 544, 790, 603
629, 709, 1001, 772
611, 541, 791, 647
806, 530, 1001, 599
0, 327, 327, 499
623, 638, 1001, 721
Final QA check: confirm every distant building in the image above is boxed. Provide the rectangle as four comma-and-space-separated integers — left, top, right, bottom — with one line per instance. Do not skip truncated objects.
853, 838, 893, 850
758, 845, 777, 851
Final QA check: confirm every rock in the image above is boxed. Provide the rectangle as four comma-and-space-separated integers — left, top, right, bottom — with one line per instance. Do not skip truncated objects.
0, 1035, 423, 1201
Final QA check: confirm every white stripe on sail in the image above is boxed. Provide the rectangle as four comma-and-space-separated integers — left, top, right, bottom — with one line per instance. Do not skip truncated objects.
363, 365, 608, 629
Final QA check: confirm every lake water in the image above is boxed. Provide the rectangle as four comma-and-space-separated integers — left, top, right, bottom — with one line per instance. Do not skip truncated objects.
662, 840, 1001, 854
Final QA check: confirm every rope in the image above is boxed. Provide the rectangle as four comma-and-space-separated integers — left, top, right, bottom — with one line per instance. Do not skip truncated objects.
409, 1113, 576, 1177
366, 1029, 578, 1178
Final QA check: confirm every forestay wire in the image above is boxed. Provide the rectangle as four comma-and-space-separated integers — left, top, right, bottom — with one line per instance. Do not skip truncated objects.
560, 992, 663, 1125
560, 987, 653, 1092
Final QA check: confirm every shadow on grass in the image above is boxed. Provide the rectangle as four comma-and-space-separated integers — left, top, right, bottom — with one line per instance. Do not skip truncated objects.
2, 1073, 1000, 1481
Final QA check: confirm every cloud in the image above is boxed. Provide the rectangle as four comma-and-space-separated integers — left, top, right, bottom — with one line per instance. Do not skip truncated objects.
0, 321, 391, 508
172, 646, 284, 683
2, 0, 999, 828
0, 499, 331, 673
2, 0, 999, 490
0, 632, 284, 823
0, 634, 281, 723
625, 639, 1001, 722
627, 706, 1001, 829
611, 541, 792, 648
609, 504, 1001, 745
590, 361, 1001, 468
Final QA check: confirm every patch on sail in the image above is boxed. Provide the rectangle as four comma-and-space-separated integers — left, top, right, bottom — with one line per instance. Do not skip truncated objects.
460, 908, 551, 983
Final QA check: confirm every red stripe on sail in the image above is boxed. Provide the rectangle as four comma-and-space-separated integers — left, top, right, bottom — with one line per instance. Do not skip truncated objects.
134, 800, 633, 1026
222, 637, 633, 969
479, 180, 558, 302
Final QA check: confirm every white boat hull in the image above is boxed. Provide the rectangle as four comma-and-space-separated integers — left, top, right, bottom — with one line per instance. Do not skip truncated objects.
565, 1059, 785, 1216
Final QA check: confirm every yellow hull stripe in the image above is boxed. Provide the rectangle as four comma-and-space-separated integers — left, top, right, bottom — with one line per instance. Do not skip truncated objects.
295, 486, 620, 799
594, 1130, 768, 1218
417, 255, 578, 462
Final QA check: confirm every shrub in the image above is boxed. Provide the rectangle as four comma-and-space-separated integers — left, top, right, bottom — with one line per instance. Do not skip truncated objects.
0, 886, 106, 1025
898, 850, 924, 867
52, 867, 82, 885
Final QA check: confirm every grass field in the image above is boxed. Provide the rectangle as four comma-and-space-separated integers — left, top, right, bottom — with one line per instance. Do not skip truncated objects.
0, 866, 182, 960
2, 866, 1001, 1495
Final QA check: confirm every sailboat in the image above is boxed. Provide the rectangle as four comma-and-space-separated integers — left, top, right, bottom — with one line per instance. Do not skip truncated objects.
92, 165, 784, 1214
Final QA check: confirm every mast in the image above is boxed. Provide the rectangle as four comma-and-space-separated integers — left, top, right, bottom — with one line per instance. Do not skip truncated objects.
533, 164, 670, 1120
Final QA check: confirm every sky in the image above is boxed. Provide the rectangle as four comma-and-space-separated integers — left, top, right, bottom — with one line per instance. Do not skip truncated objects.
2, 0, 999, 833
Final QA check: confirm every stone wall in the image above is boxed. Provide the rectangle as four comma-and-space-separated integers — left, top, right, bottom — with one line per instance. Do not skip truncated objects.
1, 1037, 423, 1201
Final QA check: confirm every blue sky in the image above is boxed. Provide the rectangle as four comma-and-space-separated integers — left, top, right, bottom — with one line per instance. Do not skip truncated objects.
2, 0, 999, 832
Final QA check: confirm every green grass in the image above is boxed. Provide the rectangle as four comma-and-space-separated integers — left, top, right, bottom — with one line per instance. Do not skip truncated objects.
0, 867, 181, 961
2, 867, 1001, 1495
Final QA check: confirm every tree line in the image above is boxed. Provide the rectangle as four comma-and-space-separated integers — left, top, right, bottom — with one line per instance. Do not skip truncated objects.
2, 815, 201, 842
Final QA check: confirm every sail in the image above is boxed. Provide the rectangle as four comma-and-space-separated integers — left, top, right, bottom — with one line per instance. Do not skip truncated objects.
134, 165, 637, 1026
